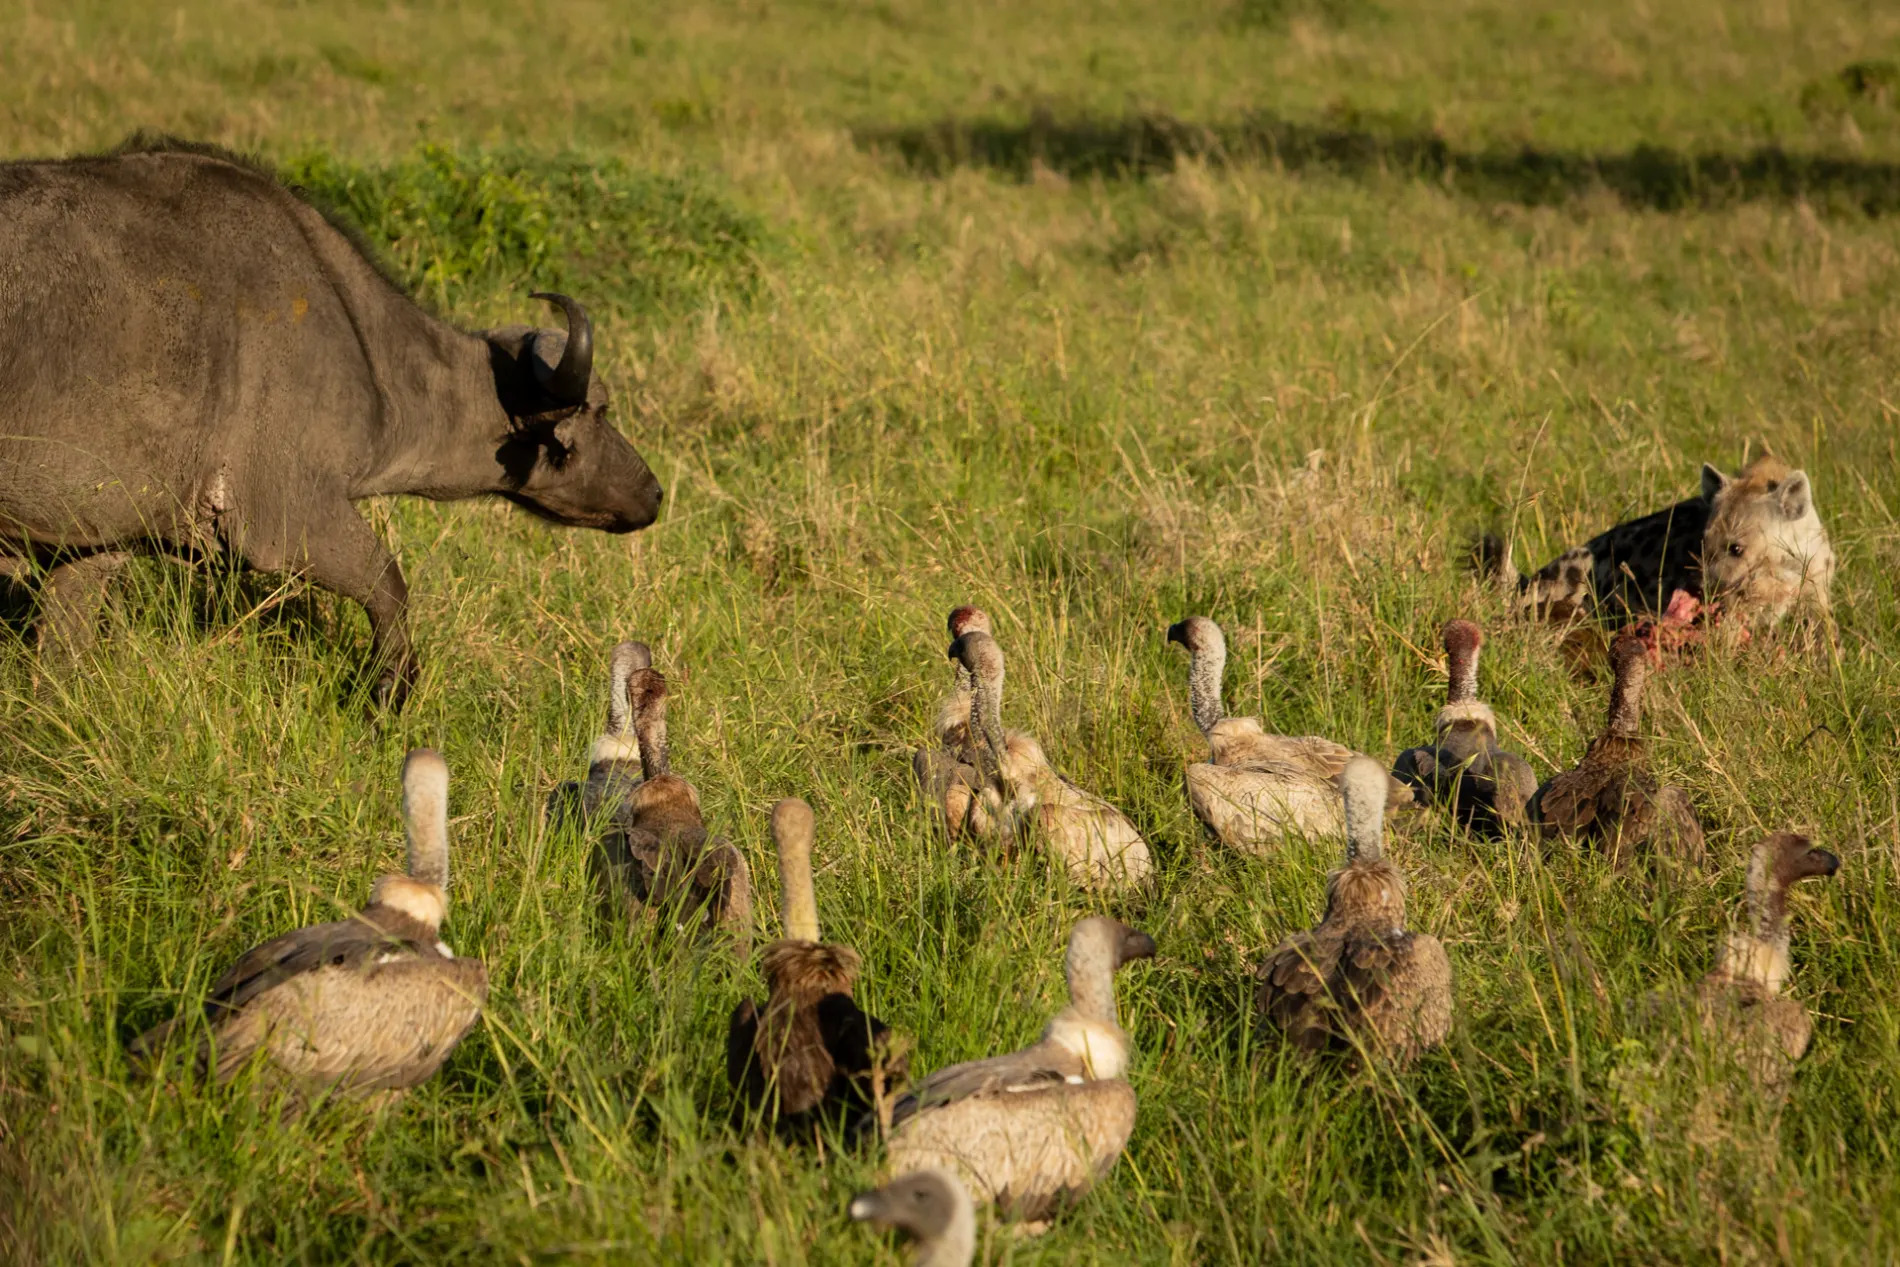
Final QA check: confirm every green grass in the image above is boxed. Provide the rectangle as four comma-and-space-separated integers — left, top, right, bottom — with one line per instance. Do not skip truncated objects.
4, 0, 1900, 1261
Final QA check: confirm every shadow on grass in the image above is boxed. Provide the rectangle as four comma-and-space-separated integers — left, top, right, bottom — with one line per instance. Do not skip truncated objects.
0, 554, 378, 707
855, 109, 1900, 215
0, 575, 34, 639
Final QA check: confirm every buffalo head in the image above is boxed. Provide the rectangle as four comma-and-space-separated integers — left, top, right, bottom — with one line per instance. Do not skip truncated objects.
487, 293, 663, 533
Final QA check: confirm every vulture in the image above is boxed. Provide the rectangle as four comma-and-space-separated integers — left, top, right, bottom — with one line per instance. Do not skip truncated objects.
1687, 831, 1840, 1092
850, 1168, 977, 1267
726, 798, 905, 1133
1393, 619, 1537, 832
949, 630, 1152, 889
547, 639, 652, 827
883, 916, 1154, 1228
1168, 616, 1413, 852
1529, 633, 1703, 865
913, 606, 999, 842
569, 648, 753, 948
131, 749, 487, 1105
1255, 756, 1452, 1066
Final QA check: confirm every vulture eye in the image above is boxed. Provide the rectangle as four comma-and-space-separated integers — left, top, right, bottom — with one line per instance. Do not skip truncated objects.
1727, 541, 1745, 558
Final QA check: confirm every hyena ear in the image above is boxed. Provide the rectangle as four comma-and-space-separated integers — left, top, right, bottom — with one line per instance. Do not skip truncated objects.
1775, 470, 1813, 520
1700, 463, 1730, 503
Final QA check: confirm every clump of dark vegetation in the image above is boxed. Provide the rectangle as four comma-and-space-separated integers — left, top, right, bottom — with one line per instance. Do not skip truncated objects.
280, 145, 767, 313
1230, 0, 1387, 32
1799, 60, 1900, 123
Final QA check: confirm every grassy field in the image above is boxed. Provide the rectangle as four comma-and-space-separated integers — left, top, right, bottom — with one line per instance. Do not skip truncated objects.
5, 0, 1900, 1261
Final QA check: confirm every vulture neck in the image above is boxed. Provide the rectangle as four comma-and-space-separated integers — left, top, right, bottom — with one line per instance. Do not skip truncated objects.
1605, 656, 1646, 739
1185, 639, 1226, 737
778, 835, 821, 945
635, 698, 671, 780
1343, 794, 1384, 866
971, 667, 1011, 784
1721, 846, 1794, 992
1446, 640, 1480, 705
1063, 934, 1122, 1026
404, 767, 450, 893
915, 1202, 976, 1267
606, 655, 636, 737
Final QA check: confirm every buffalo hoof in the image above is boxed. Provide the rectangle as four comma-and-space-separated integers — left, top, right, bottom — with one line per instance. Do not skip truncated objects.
370, 657, 418, 714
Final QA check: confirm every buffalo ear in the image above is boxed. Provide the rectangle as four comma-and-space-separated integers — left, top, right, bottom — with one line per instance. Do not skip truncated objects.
1699, 463, 1729, 503
1776, 470, 1813, 520
485, 325, 549, 418
483, 324, 535, 361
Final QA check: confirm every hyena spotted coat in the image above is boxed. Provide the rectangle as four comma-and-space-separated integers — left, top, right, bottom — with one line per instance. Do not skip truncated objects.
1493, 456, 1833, 628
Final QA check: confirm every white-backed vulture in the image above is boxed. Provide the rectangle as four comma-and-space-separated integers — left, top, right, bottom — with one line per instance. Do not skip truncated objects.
1392, 619, 1537, 832
913, 606, 998, 841
547, 639, 652, 827
946, 631, 1152, 889
727, 798, 906, 1133
850, 1168, 976, 1267
586, 659, 753, 949
1255, 757, 1452, 1066
1689, 831, 1840, 1092
884, 916, 1154, 1226
131, 749, 487, 1104
1167, 616, 1413, 852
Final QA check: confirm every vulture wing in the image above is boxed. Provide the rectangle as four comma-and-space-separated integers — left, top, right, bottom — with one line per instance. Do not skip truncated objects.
1255, 928, 1347, 1053
889, 1040, 1080, 1127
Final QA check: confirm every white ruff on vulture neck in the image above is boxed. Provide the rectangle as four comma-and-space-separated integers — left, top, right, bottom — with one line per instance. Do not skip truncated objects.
589, 733, 643, 767
1433, 699, 1498, 737
1716, 932, 1792, 993
371, 874, 447, 930
1043, 1012, 1130, 1081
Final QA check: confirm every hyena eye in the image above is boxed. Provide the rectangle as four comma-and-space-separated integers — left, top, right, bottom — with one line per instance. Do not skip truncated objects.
1726, 541, 1745, 558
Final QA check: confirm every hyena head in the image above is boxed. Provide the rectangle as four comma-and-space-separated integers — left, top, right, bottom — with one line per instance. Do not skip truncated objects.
1699, 456, 1835, 626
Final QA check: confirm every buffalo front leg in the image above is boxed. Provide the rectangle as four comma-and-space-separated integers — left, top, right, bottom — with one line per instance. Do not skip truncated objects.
247, 507, 416, 712
37, 552, 131, 661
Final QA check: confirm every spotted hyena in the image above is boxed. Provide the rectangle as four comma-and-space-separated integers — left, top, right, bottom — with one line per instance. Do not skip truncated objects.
1493, 456, 1833, 627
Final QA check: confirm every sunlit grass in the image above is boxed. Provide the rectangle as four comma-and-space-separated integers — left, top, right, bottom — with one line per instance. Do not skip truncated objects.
4, 1, 1900, 1262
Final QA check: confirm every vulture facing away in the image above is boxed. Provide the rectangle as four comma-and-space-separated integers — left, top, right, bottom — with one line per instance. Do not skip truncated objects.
131, 749, 488, 1105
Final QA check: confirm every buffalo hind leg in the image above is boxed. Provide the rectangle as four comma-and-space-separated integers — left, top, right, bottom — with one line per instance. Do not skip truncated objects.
37, 552, 131, 661
245, 507, 416, 712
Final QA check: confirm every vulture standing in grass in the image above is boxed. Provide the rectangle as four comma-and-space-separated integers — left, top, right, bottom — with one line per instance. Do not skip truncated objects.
949, 629, 1153, 889
850, 1168, 977, 1267
913, 606, 997, 842
576, 652, 753, 947
547, 639, 652, 828
1686, 831, 1840, 1092
131, 749, 487, 1103
1167, 616, 1413, 852
883, 916, 1155, 1228
1528, 633, 1703, 865
1393, 619, 1537, 832
727, 798, 905, 1132
1255, 757, 1452, 1066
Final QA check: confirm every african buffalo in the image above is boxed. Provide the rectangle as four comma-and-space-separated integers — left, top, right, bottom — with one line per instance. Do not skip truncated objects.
0, 139, 663, 708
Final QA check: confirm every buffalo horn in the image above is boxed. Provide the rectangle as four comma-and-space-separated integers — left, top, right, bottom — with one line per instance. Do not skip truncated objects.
529, 291, 594, 406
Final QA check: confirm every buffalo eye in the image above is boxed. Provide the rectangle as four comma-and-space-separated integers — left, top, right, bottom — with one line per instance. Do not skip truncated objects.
1726, 541, 1745, 558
